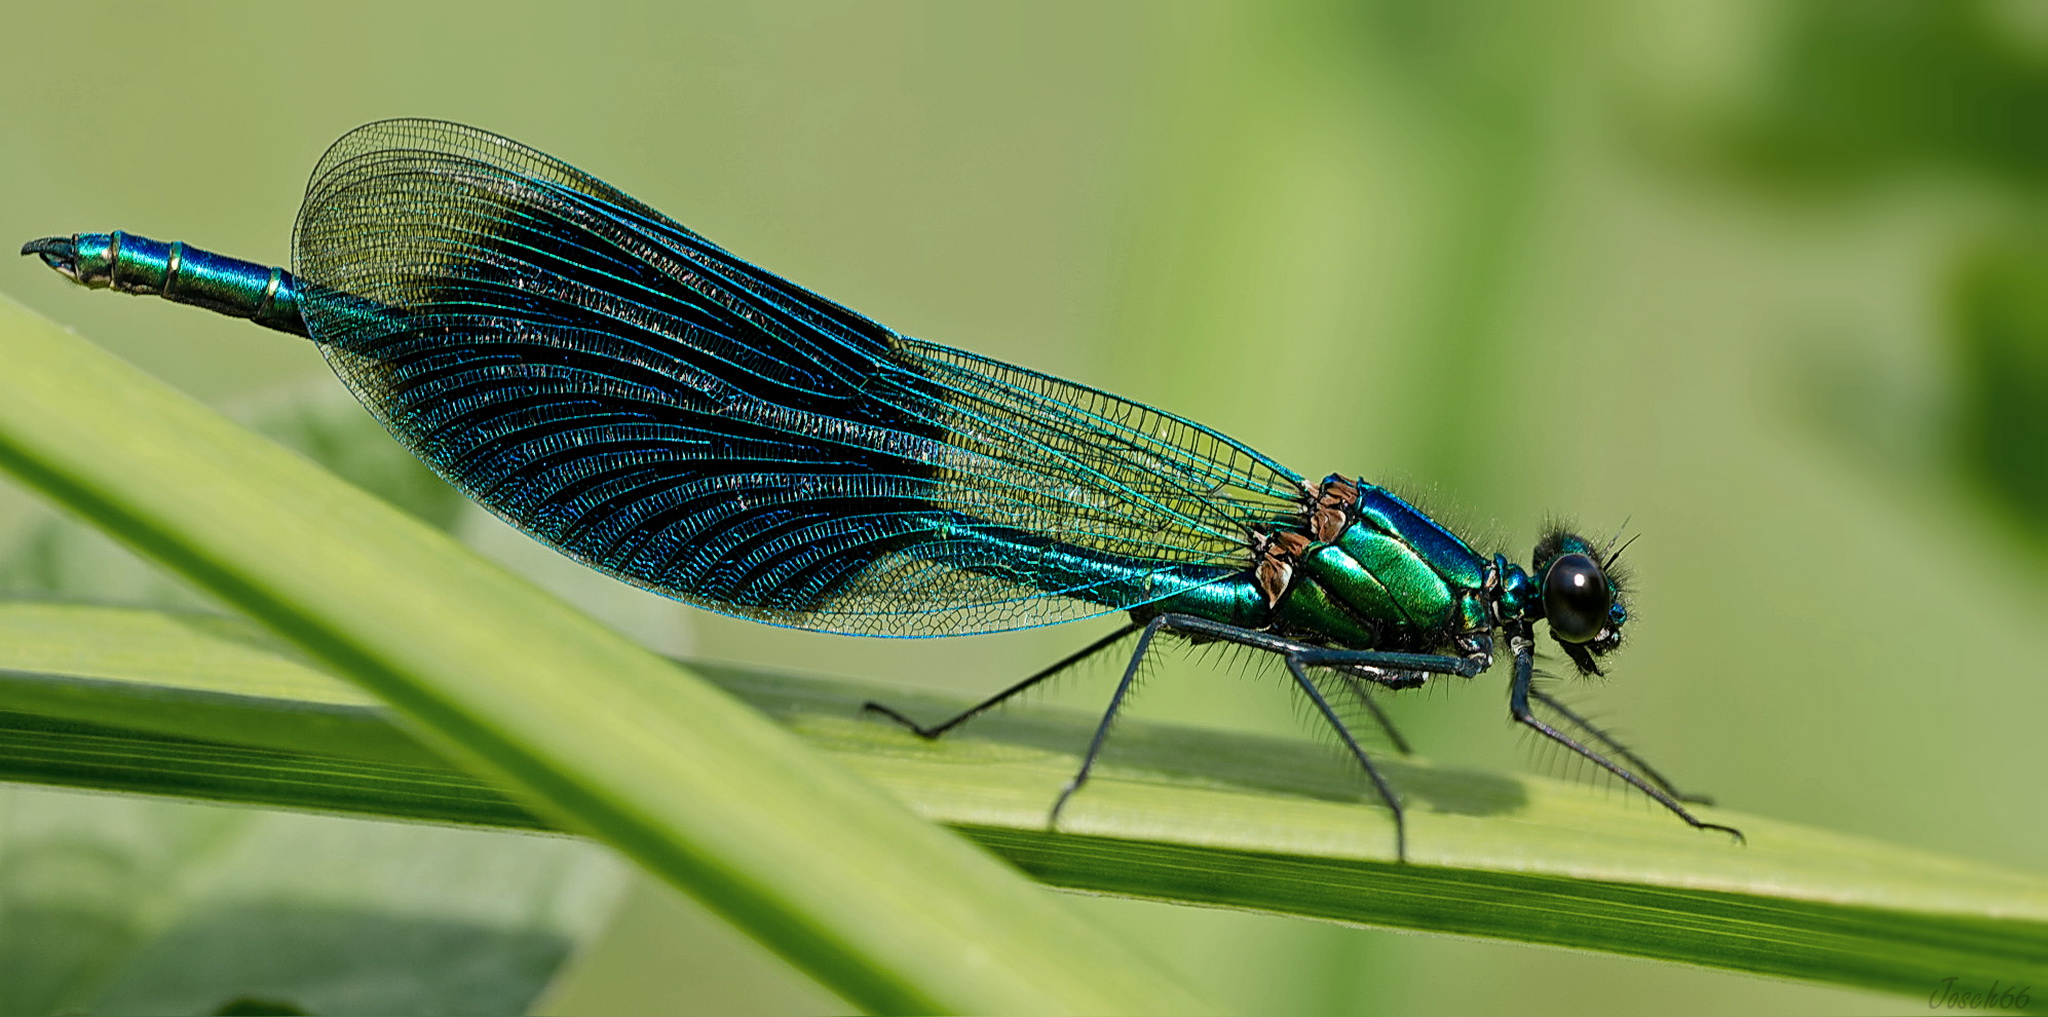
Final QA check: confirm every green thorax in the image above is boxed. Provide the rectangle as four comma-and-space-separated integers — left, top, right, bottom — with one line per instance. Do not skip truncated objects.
1139, 476, 1498, 653
1270, 479, 1492, 650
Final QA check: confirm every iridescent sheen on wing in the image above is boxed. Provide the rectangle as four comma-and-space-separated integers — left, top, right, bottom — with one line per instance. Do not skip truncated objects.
290, 120, 1305, 637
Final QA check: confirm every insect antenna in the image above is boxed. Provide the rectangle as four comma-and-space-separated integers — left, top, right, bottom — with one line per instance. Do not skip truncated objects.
1602, 532, 1641, 572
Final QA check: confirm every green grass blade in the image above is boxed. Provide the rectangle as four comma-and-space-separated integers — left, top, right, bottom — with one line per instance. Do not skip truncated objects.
3, 782, 625, 1017
2, 601, 2044, 1009
0, 295, 1215, 1016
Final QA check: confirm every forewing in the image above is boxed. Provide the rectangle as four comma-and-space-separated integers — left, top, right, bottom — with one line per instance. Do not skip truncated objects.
891, 342, 1303, 570
293, 119, 1304, 636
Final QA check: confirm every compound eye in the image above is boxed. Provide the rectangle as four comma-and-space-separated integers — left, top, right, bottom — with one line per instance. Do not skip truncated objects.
1543, 553, 1612, 644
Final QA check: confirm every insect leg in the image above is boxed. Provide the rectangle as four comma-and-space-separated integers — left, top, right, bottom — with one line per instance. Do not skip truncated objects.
1144, 612, 1473, 684
1328, 671, 1413, 755
1291, 646, 1486, 681
1133, 615, 1434, 856
1042, 613, 1423, 827
1525, 686, 1714, 805
862, 622, 1141, 739
1505, 629, 1743, 843
1282, 654, 1410, 861
1047, 616, 1173, 825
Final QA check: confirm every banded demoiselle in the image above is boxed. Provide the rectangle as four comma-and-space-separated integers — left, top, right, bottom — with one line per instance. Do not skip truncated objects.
21, 119, 1740, 859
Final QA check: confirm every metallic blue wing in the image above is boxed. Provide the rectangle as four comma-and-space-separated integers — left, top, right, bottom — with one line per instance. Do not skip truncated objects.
293, 119, 1304, 637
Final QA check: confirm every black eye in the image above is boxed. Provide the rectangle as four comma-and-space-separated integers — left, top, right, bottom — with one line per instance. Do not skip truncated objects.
1543, 553, 1612, 643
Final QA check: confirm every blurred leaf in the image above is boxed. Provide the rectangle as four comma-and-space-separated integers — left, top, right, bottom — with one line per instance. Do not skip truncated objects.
1811, 229, 2048, 556
1951, 233, 2048, 542
0, 784, 624, 1017
0, 514, 211, 607
0, 378, 458, 607
1717, 1, 2048, 190
0, 368, 619, 1017
3, 601, 2044, 1011
225, 383, 467, 531
0, 294, 1212, 1015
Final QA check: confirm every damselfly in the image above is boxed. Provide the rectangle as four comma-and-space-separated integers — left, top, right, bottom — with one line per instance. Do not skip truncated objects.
22, 119, 1740, 859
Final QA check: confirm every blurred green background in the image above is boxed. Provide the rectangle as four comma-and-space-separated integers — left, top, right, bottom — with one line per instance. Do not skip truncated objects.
3, 1, 2044, 1014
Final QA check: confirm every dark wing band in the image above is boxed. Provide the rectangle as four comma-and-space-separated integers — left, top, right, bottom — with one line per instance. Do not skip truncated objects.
294, 118, 1303, 636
